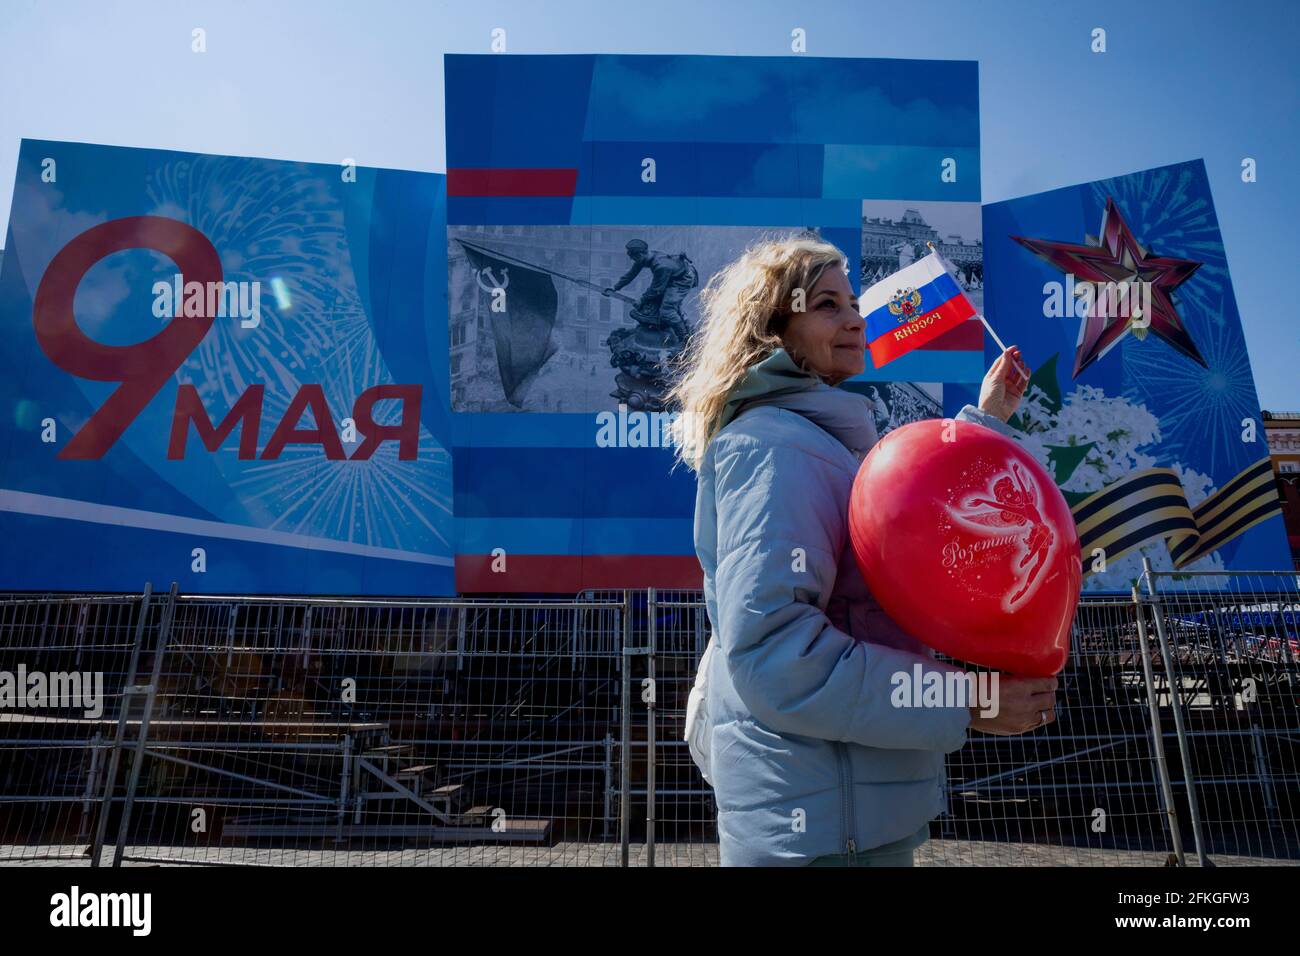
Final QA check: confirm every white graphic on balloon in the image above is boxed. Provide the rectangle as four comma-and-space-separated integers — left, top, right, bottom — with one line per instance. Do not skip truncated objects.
946, 461, 1057, 611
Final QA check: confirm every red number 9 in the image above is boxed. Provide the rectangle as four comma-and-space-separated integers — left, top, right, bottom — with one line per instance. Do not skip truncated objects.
32, 215, 222, 459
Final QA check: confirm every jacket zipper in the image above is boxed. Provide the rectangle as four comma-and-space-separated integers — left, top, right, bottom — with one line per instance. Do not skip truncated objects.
835, 741, 857, 862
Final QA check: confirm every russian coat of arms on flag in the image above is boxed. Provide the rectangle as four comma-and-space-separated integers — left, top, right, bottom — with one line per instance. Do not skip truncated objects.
862, 251, 977, 368
888, 287, 922, 319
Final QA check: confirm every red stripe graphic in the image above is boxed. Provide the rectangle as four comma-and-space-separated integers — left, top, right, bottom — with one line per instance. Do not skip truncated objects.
868, 294, 976, 367
455, 554, 703, 593
447, 168, 579, 197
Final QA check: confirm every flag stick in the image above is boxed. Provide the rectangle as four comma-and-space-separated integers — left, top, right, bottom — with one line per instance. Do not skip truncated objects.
979, 312, 1029, 382
977, 313, 1008, 353
457, 237, 639, 304
924, 242, 1029, 382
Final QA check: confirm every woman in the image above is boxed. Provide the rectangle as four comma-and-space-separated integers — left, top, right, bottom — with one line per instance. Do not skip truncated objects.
666, 235, 1059, 867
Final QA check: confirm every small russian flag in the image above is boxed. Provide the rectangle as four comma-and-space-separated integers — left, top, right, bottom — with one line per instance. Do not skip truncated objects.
862, 251, 977, 368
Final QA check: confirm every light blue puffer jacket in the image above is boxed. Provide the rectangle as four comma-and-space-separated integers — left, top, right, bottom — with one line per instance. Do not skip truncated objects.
693, 347, 1014, 866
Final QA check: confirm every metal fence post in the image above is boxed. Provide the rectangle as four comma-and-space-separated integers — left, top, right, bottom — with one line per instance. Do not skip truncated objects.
456, 605, 466, 672
619, 589, 631, 867
646, 587, 657, 868
1249, 721, 1277, 817
1132, 585, 1186, 866
89, 583, 153, 867
78, 732, 103, 844
111, 581, 179, 867
602, 732, 613, 841
337, 733, 353, 843
1142, 558, 1210, 867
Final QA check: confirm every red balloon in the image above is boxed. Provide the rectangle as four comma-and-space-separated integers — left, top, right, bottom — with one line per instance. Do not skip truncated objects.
849, 419, 1081, 677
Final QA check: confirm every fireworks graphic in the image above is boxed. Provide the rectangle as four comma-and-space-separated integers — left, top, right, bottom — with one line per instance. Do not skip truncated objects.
145, 155, 356, 400
1120, 289, 1261, 479
146, 155, 452, 554
1085, 163, 1259, 478
1088, 165, 1227, 326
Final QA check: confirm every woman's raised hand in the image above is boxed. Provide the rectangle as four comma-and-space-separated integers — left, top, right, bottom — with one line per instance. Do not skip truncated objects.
977, 345, 1030, 422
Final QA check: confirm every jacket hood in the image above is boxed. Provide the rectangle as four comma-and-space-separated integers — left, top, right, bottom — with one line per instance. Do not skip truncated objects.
717, 347, 879, 459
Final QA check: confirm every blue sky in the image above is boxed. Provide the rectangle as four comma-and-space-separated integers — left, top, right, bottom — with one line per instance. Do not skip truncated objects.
1, 0, 1295, 406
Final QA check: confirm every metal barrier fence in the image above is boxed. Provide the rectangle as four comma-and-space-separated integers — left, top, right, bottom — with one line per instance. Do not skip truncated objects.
937, 594, 1175, 865
1132, 569, 1300, 865
0, 587, 159, 864
1, 569, 1297, 867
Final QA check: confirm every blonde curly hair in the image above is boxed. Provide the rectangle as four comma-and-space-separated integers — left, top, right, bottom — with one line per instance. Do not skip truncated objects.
664, 233, 848, 472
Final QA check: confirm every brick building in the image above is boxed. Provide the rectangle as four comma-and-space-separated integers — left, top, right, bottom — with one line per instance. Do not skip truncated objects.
1263, 411, 1300, 569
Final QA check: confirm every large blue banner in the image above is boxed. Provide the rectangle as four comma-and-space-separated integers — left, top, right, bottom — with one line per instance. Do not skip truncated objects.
0, 140, 454, 594
445, 53, 985, 591
979, 160, 1289, 589
2, 70, 1282, 597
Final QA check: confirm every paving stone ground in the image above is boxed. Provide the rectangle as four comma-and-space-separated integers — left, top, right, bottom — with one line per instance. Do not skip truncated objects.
1, 841, 1291, 867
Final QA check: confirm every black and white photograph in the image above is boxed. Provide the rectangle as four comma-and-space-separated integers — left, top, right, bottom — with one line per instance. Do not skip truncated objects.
862, 199, 983, 311
449, 224, 819, 412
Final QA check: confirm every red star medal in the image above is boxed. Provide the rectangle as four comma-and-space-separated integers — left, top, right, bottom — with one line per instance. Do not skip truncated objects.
1012, 197, 1206, 377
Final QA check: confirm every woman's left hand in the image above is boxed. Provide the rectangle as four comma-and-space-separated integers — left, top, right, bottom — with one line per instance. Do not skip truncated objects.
978, 345, 1030, 423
